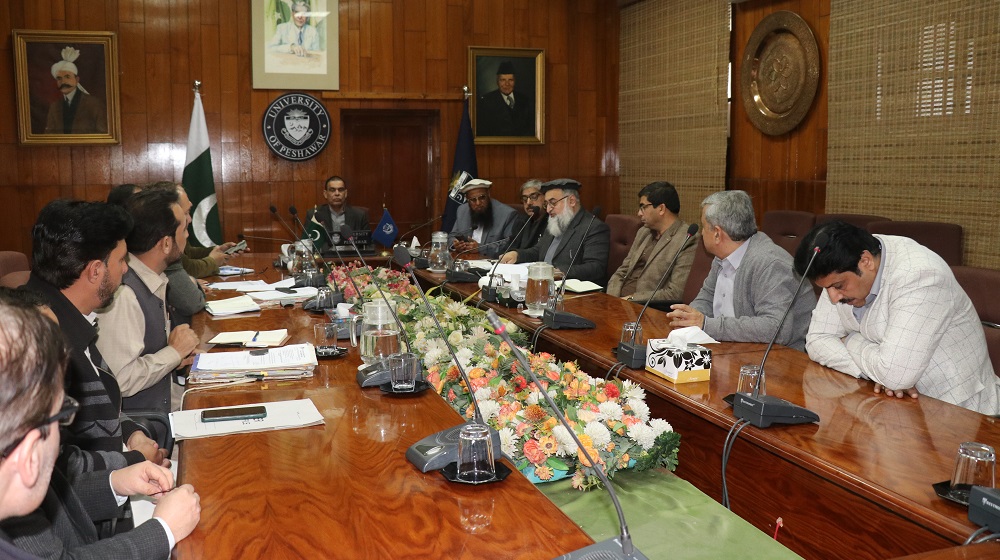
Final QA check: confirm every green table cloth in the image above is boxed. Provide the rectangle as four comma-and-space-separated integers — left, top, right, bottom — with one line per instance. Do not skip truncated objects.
540, 469, 803, 560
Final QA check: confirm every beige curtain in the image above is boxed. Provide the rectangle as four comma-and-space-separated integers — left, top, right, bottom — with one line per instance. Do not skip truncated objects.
828, 0, 1000, 268
619, 0, 730, 226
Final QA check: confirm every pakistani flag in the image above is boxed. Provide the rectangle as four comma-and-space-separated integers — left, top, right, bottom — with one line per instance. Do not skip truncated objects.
182, 90, 222, 247
304, 207, 331, 250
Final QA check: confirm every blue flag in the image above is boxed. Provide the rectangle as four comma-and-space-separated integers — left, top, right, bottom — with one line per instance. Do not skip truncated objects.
371, 208, 398, 247
442, 98, 478, 232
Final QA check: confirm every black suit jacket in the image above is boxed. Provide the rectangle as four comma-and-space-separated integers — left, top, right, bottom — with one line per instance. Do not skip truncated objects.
516, 209, 611, 285
0, 466, 170, 560
476, 89, 535, 137
306, 204, 370, 239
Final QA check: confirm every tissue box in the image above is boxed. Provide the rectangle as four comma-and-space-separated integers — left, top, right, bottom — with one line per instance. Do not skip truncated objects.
645, 340, 712, 384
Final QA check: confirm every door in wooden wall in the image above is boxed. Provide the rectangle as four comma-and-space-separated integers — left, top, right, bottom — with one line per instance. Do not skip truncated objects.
341, 110, 438, 242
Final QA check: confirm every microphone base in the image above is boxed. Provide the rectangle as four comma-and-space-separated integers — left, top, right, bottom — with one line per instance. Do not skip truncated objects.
413, 257, 430, 269
615, 342, 647, 370
445, 268, 484, 283
732, 393, 819, 428
356, 362, 391, 388
543, 308, 596, 330
553, 537, 649, 560
406, 422, 502, 473
969, 486, 1000, 531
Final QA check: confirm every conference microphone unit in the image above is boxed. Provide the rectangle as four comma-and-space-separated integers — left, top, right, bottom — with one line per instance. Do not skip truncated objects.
337, 225, 413, 388
486, 310, 648, 560
482, 206, 541, 303
445, 236, 510, 283
394, 245, 503, 473
616, 224, 699, 369
731, 232, 827, 429
542, 206, 602, 330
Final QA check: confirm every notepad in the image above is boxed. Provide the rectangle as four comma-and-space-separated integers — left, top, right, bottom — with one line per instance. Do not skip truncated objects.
562, 279, 602, 293
208, 329, 289, 347
205, 295, 261, 316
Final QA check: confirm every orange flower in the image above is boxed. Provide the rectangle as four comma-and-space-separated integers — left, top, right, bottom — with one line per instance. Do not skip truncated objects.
468, 367, 486, 379
617, 453, 631, 469
545, 369, 561, 382
534, 465, 554, 480
576, 434, 601, 468
542, 417, 559, 432
605, 442, 616, 452
564, 378, 590, 400
523, 439, 547, 465
538, 435, 558, 456
523, 404, 548, 423
515, 422, 532, 437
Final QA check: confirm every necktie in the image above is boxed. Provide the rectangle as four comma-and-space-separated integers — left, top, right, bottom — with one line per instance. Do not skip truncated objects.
506, 95, 514, 109
298, 28, 304, 45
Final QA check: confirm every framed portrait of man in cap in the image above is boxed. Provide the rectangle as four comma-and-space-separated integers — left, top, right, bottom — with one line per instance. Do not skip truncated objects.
468, 46, 545, 145
12, 30, 121, 145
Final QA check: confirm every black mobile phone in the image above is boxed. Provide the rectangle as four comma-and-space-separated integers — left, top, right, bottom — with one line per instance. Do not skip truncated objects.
275, 287, 297, 294
200, 405, 267, 423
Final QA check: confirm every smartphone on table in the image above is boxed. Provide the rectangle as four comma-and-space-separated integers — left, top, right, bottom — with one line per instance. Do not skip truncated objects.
200, 405, 267, 423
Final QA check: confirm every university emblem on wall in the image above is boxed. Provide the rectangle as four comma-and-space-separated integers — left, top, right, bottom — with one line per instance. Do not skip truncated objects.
262, 92, 330, 161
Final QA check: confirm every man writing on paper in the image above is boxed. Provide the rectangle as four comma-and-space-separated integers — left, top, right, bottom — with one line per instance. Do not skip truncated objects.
606, 181, 695, 304
96, 189, 200, 418
796, 221, 1000, 414
500, 179, 610, 285
0, 296, 201, 559
448, 179, 521, 259
667, 190, 815, 351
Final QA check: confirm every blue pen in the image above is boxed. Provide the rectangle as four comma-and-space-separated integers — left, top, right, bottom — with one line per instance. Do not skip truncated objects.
250, 331, 259, 343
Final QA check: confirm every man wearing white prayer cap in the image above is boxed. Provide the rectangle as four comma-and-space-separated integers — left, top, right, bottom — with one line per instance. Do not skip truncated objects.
44, 46, 107, 134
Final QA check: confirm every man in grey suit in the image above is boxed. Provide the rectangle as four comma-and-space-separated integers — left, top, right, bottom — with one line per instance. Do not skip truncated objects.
500, 179, 611, 285
668, 190, 815, 351
448, 179, 521, 259
607, 181, 695, 304
306, 176, 371, 243
0, 295, 201, 559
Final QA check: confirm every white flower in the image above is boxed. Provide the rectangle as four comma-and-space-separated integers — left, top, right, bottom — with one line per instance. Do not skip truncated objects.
444, 300, 468, 316
621, 379, 646, 401
597, 401, 624, 422
502, 319, 518, 334
414, 331, 426, 342
477, 399, 500, 421
627, 398, 650, 422
474, 387, 493, 402
584, 421, 611, 448
576, 407, 597, 424
552, 425, 578, 455
454, 347, 474, 371
417, 317, 437, 330
467, 326, 489, 342
627, 423, 656, 450
447, 330, 464, 346
526, 391, 541, 406
498, 427, 517, 457
649, 418, 673, 437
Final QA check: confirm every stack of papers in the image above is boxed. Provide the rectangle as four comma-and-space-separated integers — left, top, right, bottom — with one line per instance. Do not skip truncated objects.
218, 266, 255, 276
208, 329, 289, 348
206, 278, 296, 292
205, 295, 261, 316
246, 287, 317, 302
188, 343, 318, 384
562, 279, 602, 293
169, 398, 325, 440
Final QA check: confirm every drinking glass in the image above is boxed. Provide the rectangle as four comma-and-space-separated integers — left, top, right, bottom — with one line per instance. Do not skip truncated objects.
388, 352, 419, 392
620, 321, 643, 346
526, 263, 554, 313
457, 423, 496, 483
313, 323, 339, 347
737, 364, 762, 394
950, 442, 996, 503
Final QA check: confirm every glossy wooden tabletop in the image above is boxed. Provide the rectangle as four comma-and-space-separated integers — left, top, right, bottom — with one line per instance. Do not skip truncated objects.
426, 270, 1000, 559
175, 256, 594, 559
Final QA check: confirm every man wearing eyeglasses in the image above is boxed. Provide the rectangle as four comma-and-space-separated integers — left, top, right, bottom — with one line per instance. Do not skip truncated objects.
306, 176, 371, 244
499, 178, 611, 285
0, 298, 201, 559
510, 179, 548, 251
606, 182, 695, 304
448, 179, 520, 258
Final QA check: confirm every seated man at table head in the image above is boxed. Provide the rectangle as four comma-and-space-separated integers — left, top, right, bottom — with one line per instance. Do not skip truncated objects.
448, 178, 520, 259
0, 296, 202, 559
667, 190, 815, 351
306, 175, 371, 245
499, 178, 611, 285
25, 200, 168, 472
607, 181, 695, 304
96, 188, 200, 418
795, 221, 1000, 414
511, 179, 547, 251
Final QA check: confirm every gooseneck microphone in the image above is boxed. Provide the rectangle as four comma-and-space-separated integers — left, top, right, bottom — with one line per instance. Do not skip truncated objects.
396, 214, 442, 247
542, 206, 602, 330
731, 232, 828, 428
394, 245, 503, 472
482, 206, 541, 303
337, 225, 412, 388
486, 310, 648, 560
288, 205, 307, 238
616, 223, 699, 369
269, 205, 300, 241
445, 236, 511, 283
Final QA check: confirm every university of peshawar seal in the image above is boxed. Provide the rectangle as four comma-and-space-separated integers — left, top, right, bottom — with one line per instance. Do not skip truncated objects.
262, 93, 330, 161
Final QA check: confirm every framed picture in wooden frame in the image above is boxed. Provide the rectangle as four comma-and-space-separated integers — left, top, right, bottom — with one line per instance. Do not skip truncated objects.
469, 47, 545, 145
251, 0, 340, 90
12, 30, 121, 145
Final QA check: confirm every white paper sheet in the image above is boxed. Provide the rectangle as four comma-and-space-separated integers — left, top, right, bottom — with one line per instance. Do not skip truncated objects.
205, 295, 261, 316
191, 343, 318, 372
169, 398, 325, 440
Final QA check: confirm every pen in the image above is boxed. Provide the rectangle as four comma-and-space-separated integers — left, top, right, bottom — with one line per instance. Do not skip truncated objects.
250, 331, 259, 343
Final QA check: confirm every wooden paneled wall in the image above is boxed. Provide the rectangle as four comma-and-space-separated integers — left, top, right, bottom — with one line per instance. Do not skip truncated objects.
0, 0, 620, 255
729, 0, 830, 221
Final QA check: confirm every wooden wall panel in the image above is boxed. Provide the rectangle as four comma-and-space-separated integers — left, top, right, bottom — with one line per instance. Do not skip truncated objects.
0, 0, 620, 255
730, 0, 829, 222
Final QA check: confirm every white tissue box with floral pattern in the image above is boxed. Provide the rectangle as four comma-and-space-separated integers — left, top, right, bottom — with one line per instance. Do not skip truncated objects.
645, 340, 712, 384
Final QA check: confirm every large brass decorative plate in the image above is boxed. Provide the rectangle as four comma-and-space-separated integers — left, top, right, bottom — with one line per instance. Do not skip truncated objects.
740, 11, 820, 136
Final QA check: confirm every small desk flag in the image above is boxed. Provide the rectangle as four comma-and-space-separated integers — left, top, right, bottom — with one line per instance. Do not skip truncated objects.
371, 208, 398, 247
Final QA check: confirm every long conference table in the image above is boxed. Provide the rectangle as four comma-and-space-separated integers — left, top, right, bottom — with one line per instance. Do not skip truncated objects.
417, 268, 1000, 560
175, 254, 1000, 559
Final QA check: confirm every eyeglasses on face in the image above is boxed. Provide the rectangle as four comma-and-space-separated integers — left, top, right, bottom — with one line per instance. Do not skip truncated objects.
544, 194, 570, 209
638, 202, 655, 212
520, 192, 542, 203
467, 194, 490, 205
0, 395, 79, 460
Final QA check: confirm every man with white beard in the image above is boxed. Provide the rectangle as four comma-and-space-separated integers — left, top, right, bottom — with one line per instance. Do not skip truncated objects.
499, 178, 610, 285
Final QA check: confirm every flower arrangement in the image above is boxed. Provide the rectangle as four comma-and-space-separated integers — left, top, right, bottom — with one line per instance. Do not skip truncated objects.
338, 267, 681, 490
327, 262, 419, 303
